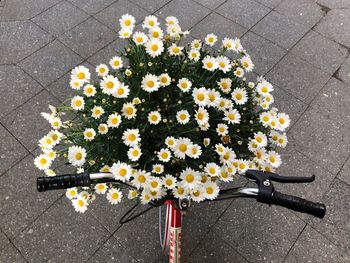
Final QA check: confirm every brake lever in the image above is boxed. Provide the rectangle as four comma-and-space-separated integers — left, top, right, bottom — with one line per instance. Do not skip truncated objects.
245, 170, 315, 184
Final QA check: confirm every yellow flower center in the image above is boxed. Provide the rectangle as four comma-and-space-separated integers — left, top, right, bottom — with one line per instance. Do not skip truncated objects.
128, 134, 136, 141
112, 192, 119, 199
165, 179, 172, 186
179, 144, 187, 152
147, 80, 155, 88
236, 93, 242, 100
206, 62, 213, 68
120, 168, 127, 177
197, 93, 205, 101
111, 117, 118, 125
209, 167, 216, 174
136, 36, 143, 43
151, 181, 158, 188
125, 20, 131, 26
75, 100, 82, 107
77, 72, 85, 80
186, 174, 194, 183
78, 200, 85, 207
151, 44, 158, 52
132, 149, 139, 156
75, 153, 82, 160
40, 158, 47, 165
206, 187, 214, 195
106, 81, 114, 89
138, 175, 146, 183
261, 86, 268, 93
161, 152, 168, 159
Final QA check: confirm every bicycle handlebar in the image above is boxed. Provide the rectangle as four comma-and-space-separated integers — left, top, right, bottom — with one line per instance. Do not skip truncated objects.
37, 173, 91, 192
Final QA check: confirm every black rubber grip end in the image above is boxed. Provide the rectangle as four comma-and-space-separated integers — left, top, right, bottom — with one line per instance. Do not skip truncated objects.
37, 173, 91, 192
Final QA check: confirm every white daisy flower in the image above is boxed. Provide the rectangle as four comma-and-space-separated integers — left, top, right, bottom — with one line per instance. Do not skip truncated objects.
222, 37, 234, 50
44, 149, 56, 160
148, 26, 164, 39
205, 33, 217, 46
254, 132, 268, 147
100, 75, 119, 95
226, 165, 237, 176
72, 196, 88, 213
203, 181, 219, 200
216, 123, 228, 136
83, 128, 96, 141
207, 89, 221, 107
234, 67, 244, 78
232, 88, 248, 105
195, 107, 209, 125
127, 146, 142, 161
107, 188, 123, 205
132, 170, 151, 189
142, 73, 160, 93
83, 84, 96, 97
203, 138, 210, 147
217, 98, 231, 111
113, 82, 130, 98
205, 162, 220, 177
166, 24, 182, 37
240, 55, 254, 72
218, 78, 232, 94
100, 165, 111, 173
91, 105, 104, 119
190, 186, 206, 202
142, 15, 159, 29
256, 80, 274, 96
119, 27, 133, 39
34, 154, 52, 170
132, 31, 148, 45
111, 161, 132, 182
188, 144, 202, 159
140, 189, 152, 204
191, 39, 202, 50
162, 174, 177, 189
276, 113, 290, 131
107, 113, 122, 128
66, 188, 78, 199
148, 111, 161, 125
237, 159, 249, 173
177, 78, 192, 92
276, 133, 288, 148
166, 16, 179, 26
48, 130, 63, 145
165, 136, 177, 149
173, 137, 192, 159
232, 38, 243, 53
122, 102, 137, 120
49, 117, 62, 130
152, 164, 164, 174
158, 148, 172, 162
266, 151, 282, 168
173, 183, 188, 199
180, 168, 201, 189
71, 96, 85, 111
254, 148, 266, 164
95, 183, 108, 194
159, 73, 171, 87
96, 64, 109, 77
176, 110, 190, 124
224, 108, 241, 124
148, 176, 162, 190
119, 14, 135, 29
260, 111, 272, 127
168, 43, 183, 56
219, 167, 233, 182
192, 87, 209, 106
122, 128, 140, 146
98, 123, 108, 134
216, 56, 232, 73
215, 143, 226, 155
128, 189, 138, 199
109, 56, 123, 70
145, 38, 164, 57
38, 136, 55, 149
188, 49, 200, 61
69, 79, 84, 90
68, 146, 87, 167
202, 56, 218, 71
71, 65, 90, 83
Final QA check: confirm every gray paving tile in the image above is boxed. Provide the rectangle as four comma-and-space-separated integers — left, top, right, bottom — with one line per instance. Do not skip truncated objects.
1, 90, 60, 151
212, 198, 305, 262
190, 12, 248, 50
317, 0, 350, 9
88, 237, 137, 263
338, 156, 350, 185
0, 244, 26, 263
156, 0, 211, 30
0, 125, 28, 176
193, 0, 226, 10
32, 0, 89, 37
275, 0, 324, 28
285, 225, 350, 263
18, 40, 83, 86
14, 197, 110, 262
310, 78, 350, 124
94, 0, 149, 32
216, 0, 271, 29
0, 155, 61, 238
0, 65, 43, 118
291, 30, 348, 74
0, 20, 53, 64
68, 0, 116, 15
252, 11, 309, 50
314, 9, 350, 48
0, 0, 61, 20
254, 0, 283, 8
266, 53, 330, 104
131, 0, 171, 13
0, 231, 10, 251
289, 106, 350, 175
187, 231, 248, 263
59, 18, 116, 59
241, 31, 286, 75
337, 56, 350, 85
310, 179, 350, 254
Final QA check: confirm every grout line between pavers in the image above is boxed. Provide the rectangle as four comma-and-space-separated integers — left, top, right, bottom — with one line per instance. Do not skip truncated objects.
281, 223, 307, 262
0, 152, 32, 179
1, 231, 29, 262
28, 0, 65, 21
0, 121, 32, 156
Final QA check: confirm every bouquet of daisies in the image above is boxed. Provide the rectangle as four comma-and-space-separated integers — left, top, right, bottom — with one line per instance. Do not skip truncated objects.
34, 14, 290, 213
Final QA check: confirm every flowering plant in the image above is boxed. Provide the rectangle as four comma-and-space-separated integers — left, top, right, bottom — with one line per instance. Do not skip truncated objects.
34, 14, 290, 213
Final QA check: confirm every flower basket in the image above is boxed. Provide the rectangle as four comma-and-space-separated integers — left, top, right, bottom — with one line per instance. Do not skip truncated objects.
34, 14, 290, 213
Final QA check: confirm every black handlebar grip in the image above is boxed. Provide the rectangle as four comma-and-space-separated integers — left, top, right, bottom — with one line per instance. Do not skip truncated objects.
270, 191, 326, 218
37, 173, 91, 192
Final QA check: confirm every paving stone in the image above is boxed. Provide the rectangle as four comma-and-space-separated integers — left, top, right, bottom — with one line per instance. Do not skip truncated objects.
32, 1, 89, 37
193, 0, 226, 10
0, 0, 61, 20
216, 0, 271, 29
314, 9, 350, 48
1, 90, 60, 151
0, 244, 26, 263
285, 225, 350, 263
317, 0, 350, 9
131, 0, 171, 13
291, 30, 348, 74
19, 40, 83, 86
0, 65, 43, 118
254, 0, 283, 8
241, 31, 286, 75
187, 231, 248, 263
0, 155, 62, 238
337, 56, 350, 85
0, 231, 10, 251
289, 106, 350, 175
68, 0, 116, 15
338, 156, 350, 185
0, 20, 53, 64
156, 0, 211, 30
59, 18, 116, 59
252, 11, 309, 50
310, 78, 350, 124
0, 125, 28, 176
275, 0, 324, 28
266, 53, 330, 104
14, 197, 109, 262
190, 12, 248, 50
94, 0, 149, 32
88, 237, 137, 262
212, 198, 305, 262
310, 179, 350, 254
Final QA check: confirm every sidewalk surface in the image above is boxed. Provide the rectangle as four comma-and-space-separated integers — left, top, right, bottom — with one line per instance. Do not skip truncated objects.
1, 0, 350, 262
